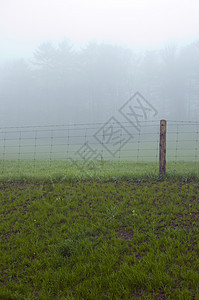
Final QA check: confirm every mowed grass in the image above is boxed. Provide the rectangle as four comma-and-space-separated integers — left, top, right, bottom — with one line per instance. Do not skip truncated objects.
0, 179, 199, 299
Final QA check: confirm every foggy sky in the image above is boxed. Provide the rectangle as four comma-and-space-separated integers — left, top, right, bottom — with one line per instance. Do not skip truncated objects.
1, 0, 199, 127
1, 0, 199, 61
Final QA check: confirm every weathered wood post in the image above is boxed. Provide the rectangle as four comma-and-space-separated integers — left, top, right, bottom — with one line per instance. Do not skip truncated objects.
159, 120, 166, 175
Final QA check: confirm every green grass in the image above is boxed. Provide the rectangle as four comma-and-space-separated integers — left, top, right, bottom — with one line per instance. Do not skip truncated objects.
1, 179, 199, 299
0, 160, 199, 182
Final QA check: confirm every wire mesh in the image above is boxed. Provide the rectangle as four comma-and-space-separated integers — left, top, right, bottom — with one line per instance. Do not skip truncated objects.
0, 120, 199, 180
166, 120, 199, 176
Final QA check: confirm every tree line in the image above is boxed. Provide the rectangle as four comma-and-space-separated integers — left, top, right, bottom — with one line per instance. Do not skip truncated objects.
0, 39, 199, 126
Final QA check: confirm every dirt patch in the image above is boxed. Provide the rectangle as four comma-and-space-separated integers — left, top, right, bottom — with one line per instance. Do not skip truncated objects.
117, 229, 134, 240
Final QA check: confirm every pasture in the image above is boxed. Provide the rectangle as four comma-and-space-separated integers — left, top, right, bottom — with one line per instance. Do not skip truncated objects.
0, 163, 199, 299
0, 160, 199, 182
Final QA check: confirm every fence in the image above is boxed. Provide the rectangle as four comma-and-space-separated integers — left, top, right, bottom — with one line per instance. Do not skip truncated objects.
0, 120, 199, 180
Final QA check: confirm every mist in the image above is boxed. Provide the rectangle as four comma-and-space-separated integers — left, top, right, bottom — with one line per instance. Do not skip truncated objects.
1, 0, 199, 127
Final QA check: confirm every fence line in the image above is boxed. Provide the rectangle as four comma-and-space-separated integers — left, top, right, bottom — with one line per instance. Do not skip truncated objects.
0, 120, 199, 179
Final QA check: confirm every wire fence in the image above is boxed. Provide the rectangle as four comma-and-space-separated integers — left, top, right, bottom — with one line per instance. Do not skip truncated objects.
0, 120, 199, 180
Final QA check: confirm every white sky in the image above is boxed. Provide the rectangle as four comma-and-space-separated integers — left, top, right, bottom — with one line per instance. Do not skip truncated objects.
1, 0, 199, 60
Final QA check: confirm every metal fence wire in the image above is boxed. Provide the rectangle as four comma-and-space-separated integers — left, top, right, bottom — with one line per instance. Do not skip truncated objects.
0, 120, 199, 179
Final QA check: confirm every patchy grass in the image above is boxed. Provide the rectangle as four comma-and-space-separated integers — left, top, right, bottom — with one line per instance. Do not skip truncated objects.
0, 180, 199, 299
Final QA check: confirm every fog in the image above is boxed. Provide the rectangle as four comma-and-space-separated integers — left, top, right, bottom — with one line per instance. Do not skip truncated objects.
1, 0, 199, 127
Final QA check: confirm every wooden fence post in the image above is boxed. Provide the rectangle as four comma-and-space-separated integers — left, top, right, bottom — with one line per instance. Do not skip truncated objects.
159, 120, 167, 175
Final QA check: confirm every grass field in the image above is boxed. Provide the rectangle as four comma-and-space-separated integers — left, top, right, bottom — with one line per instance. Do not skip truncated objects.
0, 160, 199, 182
0, 161, 199, 299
